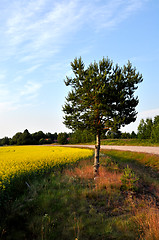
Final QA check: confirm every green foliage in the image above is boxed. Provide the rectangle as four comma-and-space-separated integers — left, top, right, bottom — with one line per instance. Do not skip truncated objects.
32, 130, 46, 141
63, 57, 143, 135
121, 165, 139, 191
107, 129, 122, 139
138, 118, 153, 139
69, 129, 95, 144
131, 131, 137, 139
57, 132, 69, 144
137, 115, 159, 143
151, 124, 159, 143
0, 137, 10, 146
151, 115, 159, 143
0, 130, 58, 146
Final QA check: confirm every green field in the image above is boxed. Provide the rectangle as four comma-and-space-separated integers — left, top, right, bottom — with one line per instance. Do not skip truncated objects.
1, 147, 159, 239
101, 138, 159, 146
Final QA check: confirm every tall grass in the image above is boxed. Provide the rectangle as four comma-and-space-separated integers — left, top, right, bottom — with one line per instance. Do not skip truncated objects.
133, 203, 159, 240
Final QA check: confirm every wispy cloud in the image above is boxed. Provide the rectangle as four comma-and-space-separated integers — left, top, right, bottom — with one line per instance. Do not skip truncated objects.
0, 79, 42, 113
2, 0, 147, 62
20, 81, 42, 99
23, 64, 42, 74
88, 0, 147, 29
4, 0, 85, 63
138, 108, 159, 119
0, 0, 148, 114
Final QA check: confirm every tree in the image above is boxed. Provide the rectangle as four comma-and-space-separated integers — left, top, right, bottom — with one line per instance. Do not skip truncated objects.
69, 129, 95, 144
11, 132, 23, 145
121, 132, 131, 139
63, 57, 143, 176
32, 131, 45, 143
57, 132, 69, 145
138, 118, 153, 139
153, 115, 159, 127
131, 131, 137, 139
11, 129, 33, 145
151, 115, 159, 143
1, 137, 10, 146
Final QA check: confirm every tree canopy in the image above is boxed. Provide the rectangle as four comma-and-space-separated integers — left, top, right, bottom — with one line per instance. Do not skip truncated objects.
63, 57, 143, 134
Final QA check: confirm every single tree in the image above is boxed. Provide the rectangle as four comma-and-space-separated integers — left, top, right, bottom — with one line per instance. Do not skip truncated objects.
63, 57, 143, 176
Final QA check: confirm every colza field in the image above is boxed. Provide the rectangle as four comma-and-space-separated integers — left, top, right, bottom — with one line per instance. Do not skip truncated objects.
0, 146, 93, 191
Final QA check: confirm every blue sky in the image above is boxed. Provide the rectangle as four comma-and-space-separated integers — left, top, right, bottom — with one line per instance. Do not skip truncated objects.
0, 0, 159, 138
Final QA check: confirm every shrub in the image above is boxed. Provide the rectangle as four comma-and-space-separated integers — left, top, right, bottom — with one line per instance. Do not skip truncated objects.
121, 165, 139, 191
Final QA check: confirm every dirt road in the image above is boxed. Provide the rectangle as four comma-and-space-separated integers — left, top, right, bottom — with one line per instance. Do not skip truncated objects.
61, 144, 159, 155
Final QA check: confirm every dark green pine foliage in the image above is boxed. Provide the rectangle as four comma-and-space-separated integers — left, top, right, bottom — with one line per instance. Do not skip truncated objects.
63, 57, 143, 175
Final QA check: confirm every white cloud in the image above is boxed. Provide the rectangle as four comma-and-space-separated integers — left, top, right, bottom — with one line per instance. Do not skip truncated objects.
1, 0, 147, 64
0, 80, 42, 113
20, 81, 42, 98
4, 0, 85, 63
24, 64, 42, 74
138, 108, 159, 119
88, 0, 146, 30
0, 0, 149, 116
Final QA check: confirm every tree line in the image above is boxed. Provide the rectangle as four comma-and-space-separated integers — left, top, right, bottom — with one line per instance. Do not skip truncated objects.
0, 129, 94, 146
0, 128, 134, 146
1, 115, 158, 146
0, 130, 58, 146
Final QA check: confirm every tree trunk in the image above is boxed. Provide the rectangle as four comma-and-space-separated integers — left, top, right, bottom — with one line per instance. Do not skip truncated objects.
94, 132, 100, 177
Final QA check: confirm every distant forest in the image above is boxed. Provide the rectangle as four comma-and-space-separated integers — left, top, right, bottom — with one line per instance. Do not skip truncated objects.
0, 115, 159, 146
0, 129, 58, 146
0, 129, 136, 146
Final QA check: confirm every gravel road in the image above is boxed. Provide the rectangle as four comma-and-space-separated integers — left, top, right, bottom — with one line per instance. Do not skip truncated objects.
61, 145, 159, 155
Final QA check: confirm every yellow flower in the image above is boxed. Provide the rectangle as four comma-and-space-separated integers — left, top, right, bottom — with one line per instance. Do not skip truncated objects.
0, 146, 93, 190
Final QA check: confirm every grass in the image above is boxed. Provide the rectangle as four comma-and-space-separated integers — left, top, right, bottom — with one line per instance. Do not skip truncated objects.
75, 138, 159, 146
101, 138, 159, 146
1, 150, 159, 239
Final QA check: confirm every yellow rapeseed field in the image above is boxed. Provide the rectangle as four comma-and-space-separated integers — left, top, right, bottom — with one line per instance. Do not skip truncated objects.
0, 146, 93, 190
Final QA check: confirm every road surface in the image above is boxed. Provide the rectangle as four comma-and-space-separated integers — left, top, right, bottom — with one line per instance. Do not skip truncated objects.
59, 144, 159, 155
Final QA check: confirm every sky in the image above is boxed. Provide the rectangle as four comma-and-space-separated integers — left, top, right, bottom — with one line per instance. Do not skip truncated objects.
0, 0, 159, 138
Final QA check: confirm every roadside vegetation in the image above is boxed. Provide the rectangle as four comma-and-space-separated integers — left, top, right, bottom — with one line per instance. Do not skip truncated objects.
101, 138, 159, 146
1, 147, 159, 239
